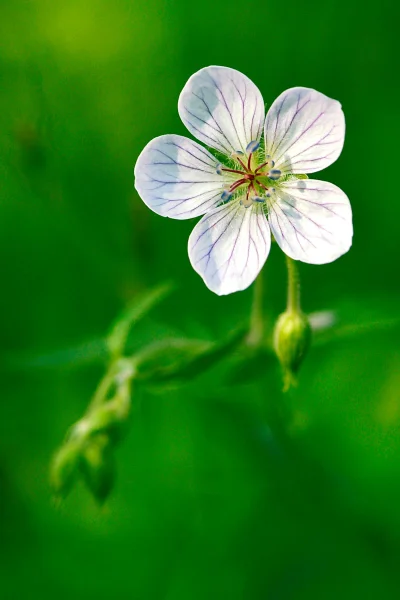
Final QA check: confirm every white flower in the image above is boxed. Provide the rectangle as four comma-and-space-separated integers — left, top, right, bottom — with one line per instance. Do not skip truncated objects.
134, 66, 353, 295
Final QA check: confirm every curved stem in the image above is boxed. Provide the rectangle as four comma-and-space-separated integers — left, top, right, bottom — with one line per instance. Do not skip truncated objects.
286, 255, 301, 313
89, 367, 116, 411
87, 358, 136, 413
247, 269, 265, 346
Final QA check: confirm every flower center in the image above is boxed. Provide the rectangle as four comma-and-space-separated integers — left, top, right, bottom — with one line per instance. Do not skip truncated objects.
216, 141, 281, 208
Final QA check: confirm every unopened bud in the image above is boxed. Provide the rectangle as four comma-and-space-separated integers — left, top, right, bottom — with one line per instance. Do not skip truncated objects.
273, 310, 311, 390
82, 390, 130, 442
87, 402, 123, 434
50, 440, 82, 499
80, 434, 115, 504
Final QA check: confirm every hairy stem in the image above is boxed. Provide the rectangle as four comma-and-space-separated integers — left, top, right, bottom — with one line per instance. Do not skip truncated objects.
286, 256, 301, 313
247, 270, 265, 346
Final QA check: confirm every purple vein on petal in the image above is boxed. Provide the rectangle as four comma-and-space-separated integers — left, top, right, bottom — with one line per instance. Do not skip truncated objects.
207, 73, 244, 151
164, 141, 217, 168
271, 94, 311, 157
273, 111, 326, 164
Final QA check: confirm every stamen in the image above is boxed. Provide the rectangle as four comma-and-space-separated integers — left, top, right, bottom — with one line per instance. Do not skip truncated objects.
237, 157, 250, 172
229, 178, 248, 192
254, 156, 275, 174
267, 169, 282, 181
231, 151, 249, 172
240, 198, 252, 208
245, 140, 260, 153
221, 167, 248, 175
264, 187, 276, 198
221, 190, 233, 201
248, 182, 256, 200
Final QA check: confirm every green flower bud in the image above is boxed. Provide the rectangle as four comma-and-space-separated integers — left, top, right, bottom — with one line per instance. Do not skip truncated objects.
85, 399, 128, 439
80, 434, 115, 504
273, 310, 311, 390
50, 439, 82, 499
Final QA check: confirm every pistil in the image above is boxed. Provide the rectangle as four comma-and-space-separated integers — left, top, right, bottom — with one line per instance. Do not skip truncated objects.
216, 142, 281, 207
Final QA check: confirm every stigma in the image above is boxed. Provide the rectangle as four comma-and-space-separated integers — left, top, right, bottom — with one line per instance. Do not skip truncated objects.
216, 141, 281, 206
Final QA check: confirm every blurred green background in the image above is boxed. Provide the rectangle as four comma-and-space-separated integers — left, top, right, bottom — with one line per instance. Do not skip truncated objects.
0, 0, 399, 598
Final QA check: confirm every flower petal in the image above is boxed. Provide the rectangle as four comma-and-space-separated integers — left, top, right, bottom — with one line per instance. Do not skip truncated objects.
188, 200, 271, 295
264, 87, 345, 174
268, 179, 353, 264
134, 134, 226, 220
178, 66, 265, 156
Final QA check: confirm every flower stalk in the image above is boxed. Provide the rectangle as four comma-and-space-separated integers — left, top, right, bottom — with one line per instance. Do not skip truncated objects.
274, 256, 311, 391
247, 271, 265, 347
50, 283, 247, 503
286, 255, 301, 314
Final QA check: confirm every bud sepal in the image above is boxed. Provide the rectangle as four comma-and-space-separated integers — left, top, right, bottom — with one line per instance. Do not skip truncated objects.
273, 310, 311, 391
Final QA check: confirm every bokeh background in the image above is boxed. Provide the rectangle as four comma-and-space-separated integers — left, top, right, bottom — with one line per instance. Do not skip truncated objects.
0, 0, 399, 598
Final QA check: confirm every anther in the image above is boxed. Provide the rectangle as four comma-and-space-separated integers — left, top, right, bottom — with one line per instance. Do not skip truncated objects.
221, 190, 233, 201
240, 197, 253, 208
231, 152, 250, 172
264, 187, 276, 198
216, 163, 223, 175
254, 156, 276, 174
268, 169, 281, 181
264, 155, 275, 167
252, 196, 265, 203
245, 140, 260, 153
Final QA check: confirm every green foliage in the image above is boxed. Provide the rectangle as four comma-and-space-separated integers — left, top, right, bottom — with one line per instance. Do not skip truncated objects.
0, 0, 399, 599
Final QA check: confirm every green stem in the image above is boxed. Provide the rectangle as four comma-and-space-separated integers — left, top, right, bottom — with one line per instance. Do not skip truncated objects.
247, 270, 264, 346
87, 358, 136, 413
286, 255, 301, 313
87, 364, 118, 413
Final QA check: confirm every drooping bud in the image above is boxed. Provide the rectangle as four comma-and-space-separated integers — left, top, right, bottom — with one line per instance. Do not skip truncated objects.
50, 439, 82, 499
273, 310, 311, 390
80, 434, 115, 504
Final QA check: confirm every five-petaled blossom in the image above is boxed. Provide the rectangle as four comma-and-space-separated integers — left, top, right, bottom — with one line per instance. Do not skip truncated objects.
134, 66, 353, 295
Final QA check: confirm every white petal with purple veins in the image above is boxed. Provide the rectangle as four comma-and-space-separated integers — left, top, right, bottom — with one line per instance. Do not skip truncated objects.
134, 134, 226, 220
188, 200, 271, 295
268, 179, 353, 264
264, 87, 345, 174
178, 66, 265, 156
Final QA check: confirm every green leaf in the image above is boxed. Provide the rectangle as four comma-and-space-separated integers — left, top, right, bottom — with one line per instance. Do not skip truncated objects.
225, 345, 275, 385
312, 317, 400, 347
133, 326, 246, 385
4, 337, 108, 371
